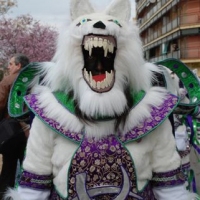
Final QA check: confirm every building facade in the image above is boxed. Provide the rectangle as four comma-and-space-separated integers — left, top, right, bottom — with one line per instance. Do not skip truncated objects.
135, 0, 200, 72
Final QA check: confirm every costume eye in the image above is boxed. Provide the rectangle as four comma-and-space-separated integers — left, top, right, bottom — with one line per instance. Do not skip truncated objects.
76, 19, 92, 26
80, 18, 87, 24
108, 19, 122, 27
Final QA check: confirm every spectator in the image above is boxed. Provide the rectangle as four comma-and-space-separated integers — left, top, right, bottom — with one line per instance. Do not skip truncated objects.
0, 53, 30, 199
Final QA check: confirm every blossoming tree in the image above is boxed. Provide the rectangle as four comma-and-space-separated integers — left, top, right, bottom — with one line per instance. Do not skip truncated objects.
0, 15, 58, 67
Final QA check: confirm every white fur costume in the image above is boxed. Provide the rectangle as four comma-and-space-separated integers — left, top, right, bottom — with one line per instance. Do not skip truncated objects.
5, 0, 198, 199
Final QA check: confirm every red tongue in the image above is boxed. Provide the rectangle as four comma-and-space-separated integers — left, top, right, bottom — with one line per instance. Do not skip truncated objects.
93, 74, 106, 82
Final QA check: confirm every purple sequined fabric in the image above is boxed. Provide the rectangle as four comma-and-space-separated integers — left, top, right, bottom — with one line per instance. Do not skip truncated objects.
24, 94, 83, 143
119, 94, 178, 143
181, 162, 190, 181
151, 168, 185, 187
67, 135, 156, 200
19, 171, 53, 190
179, 146, 190, 158
182, 162, 190, 171
50, 189, 64, 200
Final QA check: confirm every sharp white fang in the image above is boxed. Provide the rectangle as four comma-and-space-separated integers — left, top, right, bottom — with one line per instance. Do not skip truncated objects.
107, 71, 111, 85
94, 37, 98, 47
85, 69, 89, 82
84, 68, 87, 77
89, 42, 93, 56
97, 81, 101, 89
106, 71, 108, 78
104, 46, 108, 57
84, 41, 89, 51
92, 80, 96, 88
103, 39, 107, 50
105, 72, 109, 86
100, 81, 105, 89
89, 71, 93, 83
104, 79, 108, 87
98, 38, 103, 47
108, 43, 114, 53
108, 44, 112, 53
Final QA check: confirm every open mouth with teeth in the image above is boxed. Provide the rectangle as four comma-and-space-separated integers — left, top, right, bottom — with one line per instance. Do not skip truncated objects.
82, 34, 117, 93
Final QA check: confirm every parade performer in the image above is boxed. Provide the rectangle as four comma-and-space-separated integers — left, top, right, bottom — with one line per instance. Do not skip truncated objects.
5, 0, 200, 199
155, 59, 200, 195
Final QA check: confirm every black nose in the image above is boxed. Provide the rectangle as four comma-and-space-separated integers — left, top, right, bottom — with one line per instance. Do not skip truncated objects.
93, 21, 106, 29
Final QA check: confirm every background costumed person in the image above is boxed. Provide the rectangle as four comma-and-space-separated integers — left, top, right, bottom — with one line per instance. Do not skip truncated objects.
5, 0, 200, 199
155, 59, 200, 194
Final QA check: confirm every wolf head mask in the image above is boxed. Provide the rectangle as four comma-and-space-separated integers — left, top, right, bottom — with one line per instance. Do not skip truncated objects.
43, 0, 157, 119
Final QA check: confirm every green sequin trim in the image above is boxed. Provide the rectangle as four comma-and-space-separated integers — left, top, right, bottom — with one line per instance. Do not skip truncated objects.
155, 58, 200, 107
8, 62, 40, 118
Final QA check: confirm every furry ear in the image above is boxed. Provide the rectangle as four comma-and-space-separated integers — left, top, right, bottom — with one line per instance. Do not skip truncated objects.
105, 0, 131, 22
70, 0, 95, 21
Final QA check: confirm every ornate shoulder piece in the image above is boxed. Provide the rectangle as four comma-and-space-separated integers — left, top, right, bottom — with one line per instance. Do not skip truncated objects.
155, 58, 200, 115
8, 62, 41, 119
119, 93, 179, 143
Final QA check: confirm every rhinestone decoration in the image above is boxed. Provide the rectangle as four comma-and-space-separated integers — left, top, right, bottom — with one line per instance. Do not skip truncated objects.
15, 103, 20, 109
22, 77, 28, 82
192, 97, 197, 103
181, 72, 187, 78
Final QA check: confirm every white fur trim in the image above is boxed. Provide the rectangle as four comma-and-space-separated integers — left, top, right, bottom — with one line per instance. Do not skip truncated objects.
23, 118, 78, 198
153, 185, 199, 200
126, 119, 181, 190
52, 136, 78, 197
84, 120, 116, 139
175, 128, 188, 151
23, 117, 55, 174
78, 81, 128, 117
3, 188, 21, 200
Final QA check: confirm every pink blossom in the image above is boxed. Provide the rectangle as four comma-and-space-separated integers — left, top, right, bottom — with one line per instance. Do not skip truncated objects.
0, 14, 58, 65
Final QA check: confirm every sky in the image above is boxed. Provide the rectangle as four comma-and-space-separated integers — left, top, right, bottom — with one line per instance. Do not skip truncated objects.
4, 0, 136, 29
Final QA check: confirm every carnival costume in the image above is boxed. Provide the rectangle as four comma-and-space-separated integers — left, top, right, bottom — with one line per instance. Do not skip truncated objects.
5, 0, 200, 199
155, 59, 200, 194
